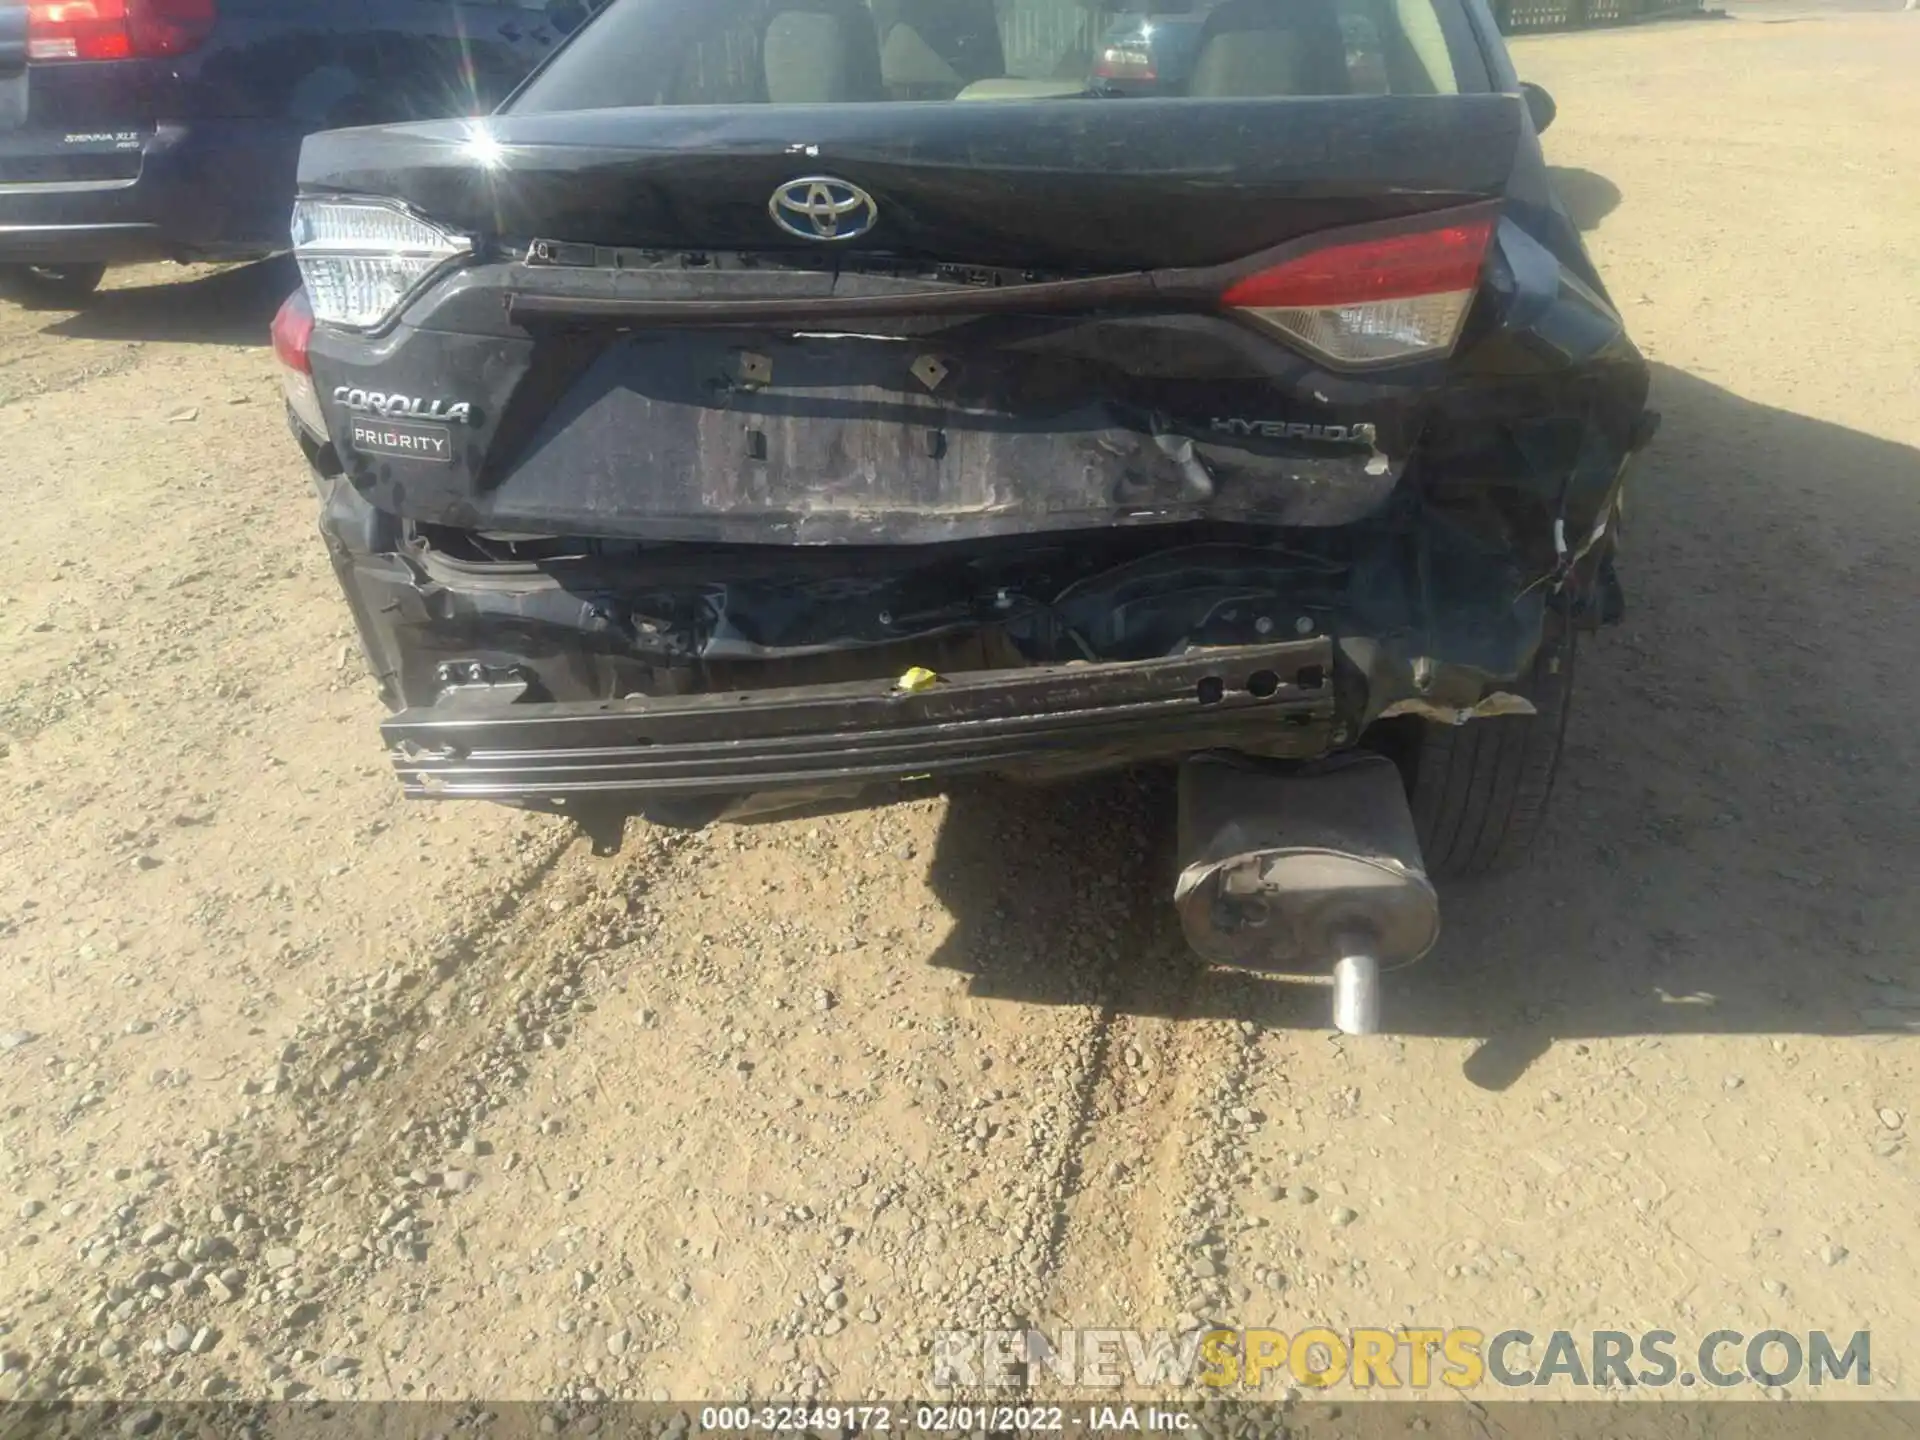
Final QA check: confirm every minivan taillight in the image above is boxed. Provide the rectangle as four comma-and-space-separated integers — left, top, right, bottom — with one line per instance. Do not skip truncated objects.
27, 0, 216, 61
1093, 44, 1157, 82
1222, 216, 1496, 367
272, 290, 327, 437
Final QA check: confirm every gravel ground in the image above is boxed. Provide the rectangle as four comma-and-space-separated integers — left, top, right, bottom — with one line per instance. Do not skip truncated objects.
2, 10, 1917, 1408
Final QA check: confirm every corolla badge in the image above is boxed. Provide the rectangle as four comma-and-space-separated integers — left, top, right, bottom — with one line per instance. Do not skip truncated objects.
334, 388, 473, 424
769, 176, 878, 242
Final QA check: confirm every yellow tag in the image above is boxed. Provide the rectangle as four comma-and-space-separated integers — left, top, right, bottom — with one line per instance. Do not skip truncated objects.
896, 667, 941, 694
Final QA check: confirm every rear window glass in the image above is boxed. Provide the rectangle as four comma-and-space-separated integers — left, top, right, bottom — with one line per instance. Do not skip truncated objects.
510, 0, 1471, 112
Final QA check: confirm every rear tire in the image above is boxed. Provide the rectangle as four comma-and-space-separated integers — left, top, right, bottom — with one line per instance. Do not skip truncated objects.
1401, 627, 1576, 879
0, 262, 108, 309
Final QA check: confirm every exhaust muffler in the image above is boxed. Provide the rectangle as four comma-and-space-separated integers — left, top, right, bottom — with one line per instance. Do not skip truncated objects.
1174, 753, 1439, 1035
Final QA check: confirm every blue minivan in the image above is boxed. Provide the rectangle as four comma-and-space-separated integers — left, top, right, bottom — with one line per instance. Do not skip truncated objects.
0, 0, 596, 305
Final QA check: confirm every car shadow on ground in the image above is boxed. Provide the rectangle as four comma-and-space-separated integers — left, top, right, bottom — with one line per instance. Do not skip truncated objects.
918, 362, 1920, 1083
45, 257, 295, 347
1546, 165, 1623, 232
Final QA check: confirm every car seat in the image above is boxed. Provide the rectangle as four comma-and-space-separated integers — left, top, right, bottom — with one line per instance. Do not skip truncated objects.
669, 0, 887, 103
762, 0, 888, 102
874, 0, 1005, 98
1187, 0, 1352, 96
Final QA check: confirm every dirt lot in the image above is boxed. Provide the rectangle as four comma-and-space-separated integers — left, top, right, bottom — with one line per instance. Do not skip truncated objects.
2, 10, 1918, 1412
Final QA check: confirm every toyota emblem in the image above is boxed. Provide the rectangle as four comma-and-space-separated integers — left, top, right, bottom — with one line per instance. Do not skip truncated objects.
769, 176, 878, 242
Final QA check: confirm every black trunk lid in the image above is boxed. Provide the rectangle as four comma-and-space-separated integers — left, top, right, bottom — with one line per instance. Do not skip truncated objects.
300, 96, 1520, 272
296, 0, 1532, 546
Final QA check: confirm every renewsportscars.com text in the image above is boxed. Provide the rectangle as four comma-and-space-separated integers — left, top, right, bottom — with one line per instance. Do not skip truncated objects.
933, 1327, 1871, 1391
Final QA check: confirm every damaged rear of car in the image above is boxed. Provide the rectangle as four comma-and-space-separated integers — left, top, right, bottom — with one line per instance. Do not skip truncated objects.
277, 0, 1653, 1028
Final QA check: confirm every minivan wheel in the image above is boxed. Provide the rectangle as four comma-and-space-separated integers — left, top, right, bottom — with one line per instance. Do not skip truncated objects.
0, 262, 109, 308
1390, 626, 1576, 879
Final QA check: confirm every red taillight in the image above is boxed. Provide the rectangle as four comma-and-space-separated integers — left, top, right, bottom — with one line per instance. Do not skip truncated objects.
272, 289, 328, 435
129, 0, 217, 56
1222, 219, 1495, 309
271, 288, 312, 374
28, 0, 129, 60
1222, 216, 1496, 367
27, 0, 215, 61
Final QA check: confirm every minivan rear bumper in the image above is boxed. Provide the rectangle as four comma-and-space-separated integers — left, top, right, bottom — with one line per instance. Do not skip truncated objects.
0, 118, 302, 264
0, 218, 157, 263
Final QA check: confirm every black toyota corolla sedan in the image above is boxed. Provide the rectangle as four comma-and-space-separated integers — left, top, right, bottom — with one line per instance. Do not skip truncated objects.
272, 0, 1655, 1028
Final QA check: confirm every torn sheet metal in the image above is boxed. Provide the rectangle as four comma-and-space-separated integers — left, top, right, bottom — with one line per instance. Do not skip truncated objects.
1378, 692, 1539, 726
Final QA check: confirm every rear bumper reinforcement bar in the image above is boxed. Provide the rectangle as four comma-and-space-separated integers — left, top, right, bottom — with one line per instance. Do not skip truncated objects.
382, 639, 1337, 802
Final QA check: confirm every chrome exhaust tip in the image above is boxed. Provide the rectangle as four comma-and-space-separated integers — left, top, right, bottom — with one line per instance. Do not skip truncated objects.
1331, 951, 1383, 1036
